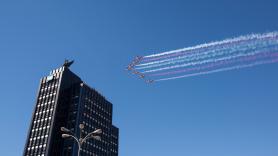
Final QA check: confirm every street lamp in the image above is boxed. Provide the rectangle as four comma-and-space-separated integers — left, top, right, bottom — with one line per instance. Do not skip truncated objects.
61, 124, 102, 156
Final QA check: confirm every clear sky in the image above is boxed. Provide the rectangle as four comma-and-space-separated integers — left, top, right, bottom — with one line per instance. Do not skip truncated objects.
0, 0, 278, 156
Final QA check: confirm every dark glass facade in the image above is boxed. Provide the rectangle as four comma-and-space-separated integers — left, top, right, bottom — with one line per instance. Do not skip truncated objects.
23, 63, 119, 156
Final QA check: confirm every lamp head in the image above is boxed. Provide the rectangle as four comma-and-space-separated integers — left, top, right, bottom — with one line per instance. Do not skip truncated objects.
79, 124, 85, 130
92, 129, 102, 135
62, 134, 71, 138
61, 127, 71, 133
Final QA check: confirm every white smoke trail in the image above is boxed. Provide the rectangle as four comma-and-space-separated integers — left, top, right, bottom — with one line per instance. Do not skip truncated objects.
142, 47, 277, 74
137, 36, 278, 68
139, 40, 251, 66
155, 58, 278, 81
150, 52, 278, 76
143, 32, 278, 59
137, 44, 239, 67
136, 42, 273, 70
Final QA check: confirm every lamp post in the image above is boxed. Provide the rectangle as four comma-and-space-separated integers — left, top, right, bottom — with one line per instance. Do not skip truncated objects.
61, 124, 102, 156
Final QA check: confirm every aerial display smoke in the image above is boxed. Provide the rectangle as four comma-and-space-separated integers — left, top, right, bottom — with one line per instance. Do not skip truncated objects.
126, 32, 278, 83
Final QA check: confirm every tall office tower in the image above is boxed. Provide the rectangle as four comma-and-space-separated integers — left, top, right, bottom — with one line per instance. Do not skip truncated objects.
23, 61, 119, 156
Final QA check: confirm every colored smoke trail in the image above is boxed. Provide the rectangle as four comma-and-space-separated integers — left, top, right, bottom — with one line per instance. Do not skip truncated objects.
155, 58, 278, 81
137, 35, 278, 69
126, 31, 278, 83
140, 48, 273, 73
150, 52, 278, 77
141, 32, 278, 62
136, 40, 275, 69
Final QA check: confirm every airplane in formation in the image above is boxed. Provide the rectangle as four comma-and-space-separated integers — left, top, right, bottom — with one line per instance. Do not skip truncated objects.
126, 65, 133, 71
139, 74, 145, 78
146, 80, 154, 83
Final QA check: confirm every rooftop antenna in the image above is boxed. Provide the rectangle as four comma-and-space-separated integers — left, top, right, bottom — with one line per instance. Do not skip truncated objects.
63, 59, 74, 68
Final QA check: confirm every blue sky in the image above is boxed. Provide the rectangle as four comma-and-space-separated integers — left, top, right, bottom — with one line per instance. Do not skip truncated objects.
0, 0, 278, 155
